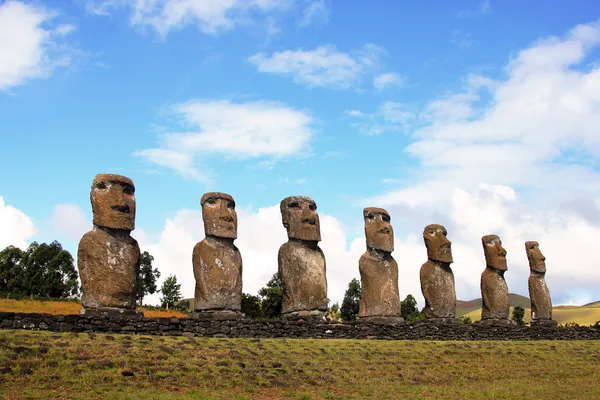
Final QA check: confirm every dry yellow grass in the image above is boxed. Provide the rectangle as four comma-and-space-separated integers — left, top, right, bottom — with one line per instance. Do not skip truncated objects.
462, 304, 600, 325
0, 330, 599, 399
0, 299, 187, 318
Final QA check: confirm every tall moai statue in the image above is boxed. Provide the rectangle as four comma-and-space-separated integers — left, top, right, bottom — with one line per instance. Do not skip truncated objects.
358, 208, 403, 323
278, 196, 328, 320
77, 174, 141, 316
525, 241, 557, 327
192, 192, 243, 320
479, 234, 514, 325
420, 224, 458, 323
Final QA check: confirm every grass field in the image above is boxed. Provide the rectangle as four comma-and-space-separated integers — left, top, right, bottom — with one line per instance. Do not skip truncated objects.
0, 299, 187, 318
0, 330, 599, 399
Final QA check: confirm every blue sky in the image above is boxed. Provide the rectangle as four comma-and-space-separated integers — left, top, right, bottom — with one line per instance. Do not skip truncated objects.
1, 0, 600, 307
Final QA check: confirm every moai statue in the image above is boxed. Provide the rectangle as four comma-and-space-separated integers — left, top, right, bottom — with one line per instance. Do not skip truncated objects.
479, 234, 514, 325
358, 208, 402, 323
526, 241, 557, 327
77, 174, 141, 317
192, 192, 243, 320
278, 196, 328, 320
420, 224, 458, 324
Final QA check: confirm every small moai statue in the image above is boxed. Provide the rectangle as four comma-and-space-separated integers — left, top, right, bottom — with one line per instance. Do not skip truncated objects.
525, 241, 557, 327
420, 224, 458, 324
192, 192, 243, 320
358, 208, 403, 323
77, 174, 141, 317
479, 234, 514, 326
278, 196, 328, 320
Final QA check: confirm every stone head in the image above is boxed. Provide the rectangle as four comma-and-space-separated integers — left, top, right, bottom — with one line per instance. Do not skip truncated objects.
363, 207, 394, 252
201, 192, 237, 239
423, 224, 453, 263
525, 241, 546, 273
91, 173, 136, 231
482, 234, 507, 271
280, 196, 321, 241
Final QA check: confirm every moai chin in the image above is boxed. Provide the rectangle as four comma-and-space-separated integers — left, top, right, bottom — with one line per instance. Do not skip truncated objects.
526, 241, 556, 327
479, 234, 513, 325
192, 192, 243, 320
77, 173, 141, 316
358, 208, 402, 323
278, 196, 328, 320
420, 224, 458, 323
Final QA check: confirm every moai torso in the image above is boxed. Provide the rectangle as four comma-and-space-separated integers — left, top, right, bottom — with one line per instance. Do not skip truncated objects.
526, 241, 552, 321
420, 224, 456, 319
480, 234, 510, 320
78, 174, 139, 310
481, 267, 509, 319
359, 250, 400, 317
193, 193, 243, 312
358, 208, 400, 318
278, 240, 328, 313
278, 196, 328, 315
78, 228, 139, 308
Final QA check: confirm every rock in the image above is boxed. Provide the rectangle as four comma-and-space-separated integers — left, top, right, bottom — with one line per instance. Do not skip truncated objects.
481, 235, 510, 321
78, 174, 139, 310
420, 224, 457, 319
526, 241, 555, 324
279, 196, 328, 315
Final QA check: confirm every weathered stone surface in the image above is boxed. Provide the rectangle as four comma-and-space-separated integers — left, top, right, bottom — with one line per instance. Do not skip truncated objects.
80, 308, 143, 319
420, 224, 456, 319
78, 174, 139, 310
526, 241, 554, 323
280, 196, 321, 241
279, 196, 328, 315
193, 192, 242, 312
481, 235, 510, 321
279, 240, 328, 314
190, 310, 243, 321
1, 311, 597, 340
359, 208, 401, 319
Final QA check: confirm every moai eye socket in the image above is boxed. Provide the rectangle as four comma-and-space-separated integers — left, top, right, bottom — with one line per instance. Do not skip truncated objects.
309, 203, 316, 211
381, 214, 390, 223
206, 197, 216, 205
367, 213, 375, 220
288, 201, 300, 209
228, 200, 235, 209
123, 184, 134, 195
96, 181, 108, 190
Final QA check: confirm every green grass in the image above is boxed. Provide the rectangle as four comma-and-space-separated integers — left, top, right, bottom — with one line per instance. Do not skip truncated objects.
0, 330, 599, 399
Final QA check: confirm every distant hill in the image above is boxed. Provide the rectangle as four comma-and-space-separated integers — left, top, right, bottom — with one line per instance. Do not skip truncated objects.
456, 293, 530, 317
457, 294, 600, 326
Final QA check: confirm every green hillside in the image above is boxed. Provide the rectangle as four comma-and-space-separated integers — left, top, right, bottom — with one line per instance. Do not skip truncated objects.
456, 293, 530, 317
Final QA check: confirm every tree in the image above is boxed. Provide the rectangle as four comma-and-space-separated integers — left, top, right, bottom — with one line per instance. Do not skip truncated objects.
135, 251, 160, 305
326, 302, 341, 322
160, 275, 182, 310
0, 241, 79, 299
512, 306, 525, 326
241, 293, 263, 319
340, 278, 361, 321
400, 294, 420, 321
258, 272, 283, 319
0, 246, 24, 296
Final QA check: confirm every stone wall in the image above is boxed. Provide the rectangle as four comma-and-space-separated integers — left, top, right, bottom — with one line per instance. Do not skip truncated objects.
1, 312, 598, 340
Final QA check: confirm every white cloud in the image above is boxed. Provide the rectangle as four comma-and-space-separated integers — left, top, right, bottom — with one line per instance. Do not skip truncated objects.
457, 0, 491, 18
0, 1, 75, 91
345, 101, 418, 135
82, 0, 296, 37
357, 21, 600, 306
49, 204, 90, 241
0, 196, 35, 250
136, 99, 315, 180
373, 72, 406, 90
298, 0, 329, 27
248, 43, 387, 89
